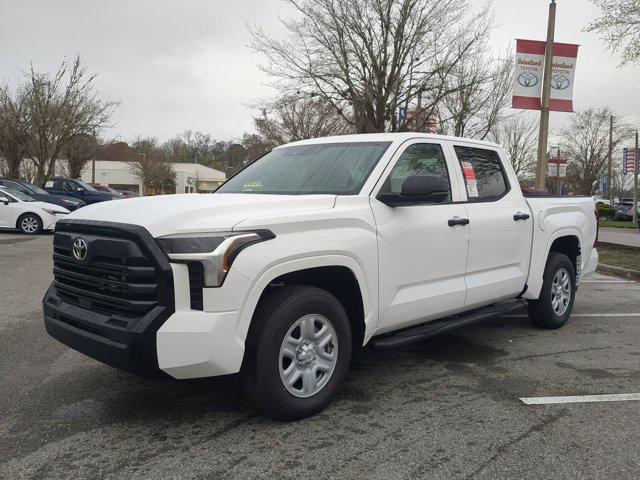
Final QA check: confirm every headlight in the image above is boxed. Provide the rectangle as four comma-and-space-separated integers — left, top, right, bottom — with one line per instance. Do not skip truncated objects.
156, 230, 275, 287
42, 208, 67, 215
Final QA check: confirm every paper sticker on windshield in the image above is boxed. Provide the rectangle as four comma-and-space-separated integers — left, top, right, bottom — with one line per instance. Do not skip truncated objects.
461, 162, 476, 180
45, 181, 54, 188
461, 162, 479, 197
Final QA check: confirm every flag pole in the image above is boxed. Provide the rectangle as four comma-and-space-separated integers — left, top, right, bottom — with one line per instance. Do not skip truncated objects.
535, 0, 556, 190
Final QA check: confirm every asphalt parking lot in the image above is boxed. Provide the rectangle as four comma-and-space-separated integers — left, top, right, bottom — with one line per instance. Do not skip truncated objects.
2, 233, 640, 479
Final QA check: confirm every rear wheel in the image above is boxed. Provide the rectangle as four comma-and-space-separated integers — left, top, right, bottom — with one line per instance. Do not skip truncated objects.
241, 285, 352, 420
17, 213, 42, 235
528, 252, 575, 329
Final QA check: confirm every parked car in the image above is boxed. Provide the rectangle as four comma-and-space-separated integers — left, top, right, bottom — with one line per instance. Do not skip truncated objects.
592, 196, 612, 206
43, 133, 598, 420
0, 186, 69, 234
44, 177, 120, 205
116, 190, 140, 198
0, 178, 85, 211
91, 184, 124, 197
614, 201, 636, 221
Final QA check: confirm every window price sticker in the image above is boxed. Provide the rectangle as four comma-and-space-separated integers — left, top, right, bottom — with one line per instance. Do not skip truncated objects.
461, 162, 479, 197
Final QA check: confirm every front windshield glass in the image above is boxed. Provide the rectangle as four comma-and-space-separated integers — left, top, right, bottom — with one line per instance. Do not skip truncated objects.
1, 188, 35, 202
26, 183, 49, 195
217, 142, 391, 195
74, 179, 98, 192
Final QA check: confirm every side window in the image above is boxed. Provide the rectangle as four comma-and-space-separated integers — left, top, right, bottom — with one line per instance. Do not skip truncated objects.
453, 146, 509, 202
381, 143, 451, 203
63, 180, 75, 191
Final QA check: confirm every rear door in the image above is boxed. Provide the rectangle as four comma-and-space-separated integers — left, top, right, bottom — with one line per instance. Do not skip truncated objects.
371, 139, 469, 331
451, 143, 532, 306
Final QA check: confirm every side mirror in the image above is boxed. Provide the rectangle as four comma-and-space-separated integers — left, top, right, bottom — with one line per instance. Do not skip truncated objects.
377, 175, 449, 207
76, 187, 85, 193
0, 196, 9, 205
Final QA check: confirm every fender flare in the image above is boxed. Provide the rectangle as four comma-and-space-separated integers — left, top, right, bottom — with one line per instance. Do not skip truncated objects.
235, 254, 374, 344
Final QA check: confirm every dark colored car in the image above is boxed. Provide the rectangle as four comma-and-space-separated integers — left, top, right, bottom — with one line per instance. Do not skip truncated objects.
0, 178, 86, 211
614, 202, 636, 221
116, 190, 140, 198
91, 184, 124, 197
44, 177, 120, 205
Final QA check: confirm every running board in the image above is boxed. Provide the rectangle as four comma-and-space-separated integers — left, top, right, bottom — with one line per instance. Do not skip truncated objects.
373, 300, 526, 348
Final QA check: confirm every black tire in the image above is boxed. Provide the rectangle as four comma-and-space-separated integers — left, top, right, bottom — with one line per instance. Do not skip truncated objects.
241, 285, 352, 420
17, 213, 43, 235
527, 252, 576, 329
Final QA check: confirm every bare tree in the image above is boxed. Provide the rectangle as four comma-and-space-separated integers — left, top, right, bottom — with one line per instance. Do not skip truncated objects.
128, 137, 176, 195
254, 94, 352, 146
440, 48, 514, 140
0, 84, 29, 178
250, 0, 492, 133
24, 55, 118, 185
561, 107, 631, 195
59, 132, 99, 179
586, 0, 640, 64
489, 113, 538, 181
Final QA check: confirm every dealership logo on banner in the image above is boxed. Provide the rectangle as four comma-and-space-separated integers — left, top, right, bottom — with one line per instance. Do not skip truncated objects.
512, 39, 579, 112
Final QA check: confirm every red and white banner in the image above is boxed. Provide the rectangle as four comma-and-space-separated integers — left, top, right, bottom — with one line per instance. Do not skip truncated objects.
512, 39, 579, 112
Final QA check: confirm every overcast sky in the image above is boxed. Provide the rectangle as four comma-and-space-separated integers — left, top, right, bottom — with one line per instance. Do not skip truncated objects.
1, 0, 639, 143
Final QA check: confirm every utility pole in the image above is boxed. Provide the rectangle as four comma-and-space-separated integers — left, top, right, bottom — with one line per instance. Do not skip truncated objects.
634, 130, 639, 226
535, 0, 556, 190
607, 115, 613, 200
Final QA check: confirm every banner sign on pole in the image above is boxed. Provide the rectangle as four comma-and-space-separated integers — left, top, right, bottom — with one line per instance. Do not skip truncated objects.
623, 148, 638, 175
513, 39, 579, 112
547, 157, 567, 178
599, 172, 608, 193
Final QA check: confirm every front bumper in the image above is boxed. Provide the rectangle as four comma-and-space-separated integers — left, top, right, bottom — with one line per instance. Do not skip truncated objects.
43, 285, 173, 375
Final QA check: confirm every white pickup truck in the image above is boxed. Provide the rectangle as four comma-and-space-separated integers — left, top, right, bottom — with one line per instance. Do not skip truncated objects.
43, 133, 598, 419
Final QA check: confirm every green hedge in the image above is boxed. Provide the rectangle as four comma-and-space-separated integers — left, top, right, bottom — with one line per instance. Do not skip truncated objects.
597, 204, 616, 219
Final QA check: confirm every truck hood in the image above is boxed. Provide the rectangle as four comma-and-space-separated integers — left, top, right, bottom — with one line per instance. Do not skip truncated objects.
66, 193, 337, 237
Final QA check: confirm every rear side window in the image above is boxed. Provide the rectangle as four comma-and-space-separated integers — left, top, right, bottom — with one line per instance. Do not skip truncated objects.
453, 146, 509, 202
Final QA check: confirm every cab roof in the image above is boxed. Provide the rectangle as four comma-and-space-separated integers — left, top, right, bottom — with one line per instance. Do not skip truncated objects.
278, 132, 501, 149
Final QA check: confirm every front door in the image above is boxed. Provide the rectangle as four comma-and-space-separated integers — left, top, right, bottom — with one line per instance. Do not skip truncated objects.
0, 196, 15, 228
371, 140, 469, 332
451, 144, 532, 306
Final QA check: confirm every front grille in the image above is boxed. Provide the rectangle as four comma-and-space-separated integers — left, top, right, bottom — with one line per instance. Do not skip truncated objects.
52, 222, 172, 320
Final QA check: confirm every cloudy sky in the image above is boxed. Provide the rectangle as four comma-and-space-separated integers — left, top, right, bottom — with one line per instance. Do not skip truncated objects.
1, 0, 639, 143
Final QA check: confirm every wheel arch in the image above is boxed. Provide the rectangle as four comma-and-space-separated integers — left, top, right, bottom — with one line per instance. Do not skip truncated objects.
16, 211, 43, 230
237, 255, 374, 349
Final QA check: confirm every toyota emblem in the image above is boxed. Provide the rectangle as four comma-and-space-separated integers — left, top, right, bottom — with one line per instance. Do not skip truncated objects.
72, 237, 88, 261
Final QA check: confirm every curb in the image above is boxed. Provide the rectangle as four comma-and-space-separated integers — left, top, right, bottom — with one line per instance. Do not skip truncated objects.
597, 263, 640, 280
596, 241, 640, 252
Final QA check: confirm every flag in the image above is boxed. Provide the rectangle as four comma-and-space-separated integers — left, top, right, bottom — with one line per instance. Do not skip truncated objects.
513, 39, 579, 112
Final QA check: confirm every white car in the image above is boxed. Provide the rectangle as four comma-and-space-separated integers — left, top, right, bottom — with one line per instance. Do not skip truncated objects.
0, 186, 70, 234
43, 133, 598, 419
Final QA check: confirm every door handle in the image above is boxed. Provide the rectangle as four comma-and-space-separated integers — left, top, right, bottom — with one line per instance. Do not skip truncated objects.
513, 212, 530, 221
448, 217, 469, 227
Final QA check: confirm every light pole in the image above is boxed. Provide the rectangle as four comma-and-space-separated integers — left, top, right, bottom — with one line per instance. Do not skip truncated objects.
535, 0, 557, 189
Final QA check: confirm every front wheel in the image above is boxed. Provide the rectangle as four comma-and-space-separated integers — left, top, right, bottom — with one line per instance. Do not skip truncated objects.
17, 213, 43, 235
528, 252, 576, 329
241, 285, 352, 420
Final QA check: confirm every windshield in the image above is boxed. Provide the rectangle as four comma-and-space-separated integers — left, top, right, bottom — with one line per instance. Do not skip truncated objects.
74, 179, 98, 192
1, 188, 35, 202
217, 142, 391, 195
25, 183, 49, 195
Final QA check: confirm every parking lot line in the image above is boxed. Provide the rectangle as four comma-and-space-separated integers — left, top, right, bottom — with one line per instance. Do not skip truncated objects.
520, 393, 640, 405
581, 280, 635, 283
507, 313, 640, 318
